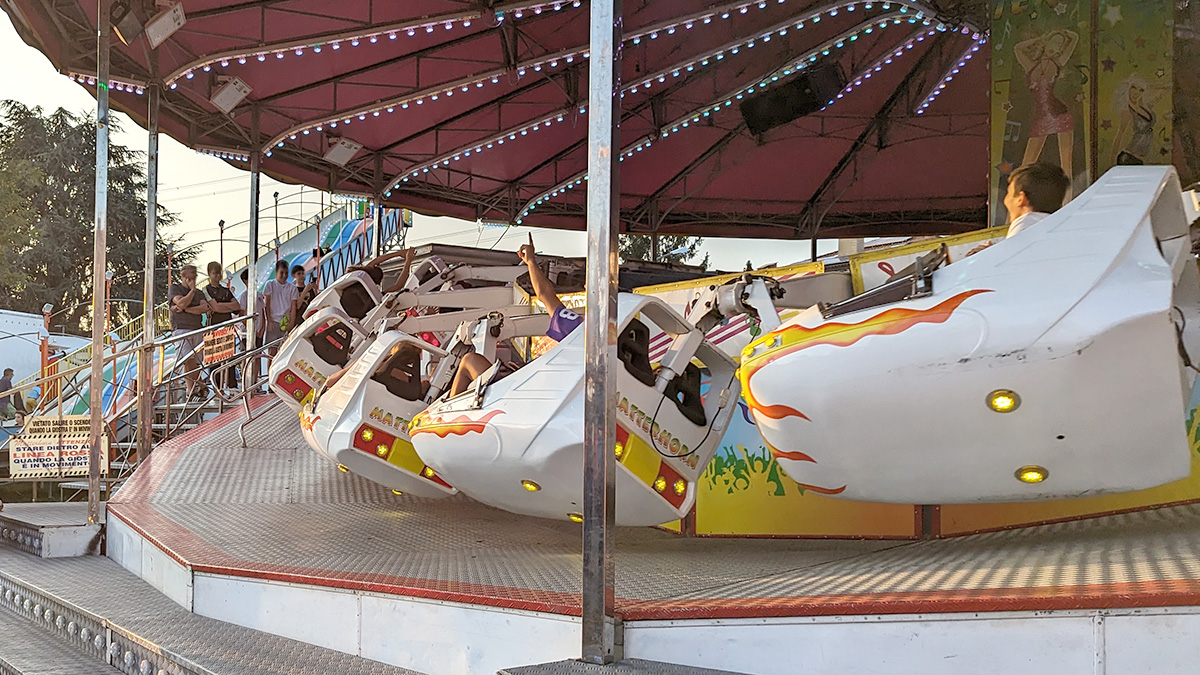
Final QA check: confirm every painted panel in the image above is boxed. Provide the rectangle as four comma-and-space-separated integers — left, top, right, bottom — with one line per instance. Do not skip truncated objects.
625, 615, 1096, 675
359, 594, 579, 675
193, 574, 358, 653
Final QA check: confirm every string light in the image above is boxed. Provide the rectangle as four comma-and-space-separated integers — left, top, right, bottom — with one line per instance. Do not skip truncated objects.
514, 16, 951, 223
916, 37, 985, 114
66, 72, 147, 95
384, 4, 951, 188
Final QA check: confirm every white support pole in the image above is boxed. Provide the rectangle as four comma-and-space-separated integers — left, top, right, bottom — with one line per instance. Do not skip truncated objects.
581, 0, 622, 664
247, 108, 261, 365
88, 0, 112, 525
137, 83, 159, 465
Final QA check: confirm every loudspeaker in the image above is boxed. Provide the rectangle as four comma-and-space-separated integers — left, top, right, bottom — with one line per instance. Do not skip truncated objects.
739, 62, 846, 136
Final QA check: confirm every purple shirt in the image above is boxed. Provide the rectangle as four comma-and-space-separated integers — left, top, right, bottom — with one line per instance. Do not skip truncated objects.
546, 306, 583, 341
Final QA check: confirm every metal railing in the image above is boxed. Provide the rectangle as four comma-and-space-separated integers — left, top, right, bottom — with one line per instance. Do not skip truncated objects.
226, 202, 345, 274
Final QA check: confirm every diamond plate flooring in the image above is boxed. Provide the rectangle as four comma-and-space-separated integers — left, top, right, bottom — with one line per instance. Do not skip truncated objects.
0, 604, 117, 675
0, 503, 103, 528
500, 660, 745, 675
0, 548, 419, 675
107, 400, 1200, 619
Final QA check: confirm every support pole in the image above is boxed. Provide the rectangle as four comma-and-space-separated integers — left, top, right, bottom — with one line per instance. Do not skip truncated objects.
581, 0, 621, 664
373, 195, 384, 256
88, 0, 112, 525
137, 83, 159, 465
247, 109, 261, 375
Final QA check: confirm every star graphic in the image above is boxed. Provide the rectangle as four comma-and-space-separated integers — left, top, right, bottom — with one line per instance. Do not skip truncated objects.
1101, 56, 1116, 72
1157, 68, 1166, 78
1101, 119, 1112, 130
997, 160, 1015, 175
1054, 2, 1068, 14
1104, 4, 1123, 26
1001, 100, 1014, 112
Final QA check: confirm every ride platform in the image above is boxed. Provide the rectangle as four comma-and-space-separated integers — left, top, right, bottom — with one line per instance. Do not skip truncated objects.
104, 401, 1200, 675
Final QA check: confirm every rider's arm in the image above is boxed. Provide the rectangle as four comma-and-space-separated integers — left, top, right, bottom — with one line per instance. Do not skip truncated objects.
520, 247, 564, 315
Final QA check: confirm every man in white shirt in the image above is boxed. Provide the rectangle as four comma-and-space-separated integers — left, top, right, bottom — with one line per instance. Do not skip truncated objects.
1004, 162, 1070, 236
262, 259, 300, 352
970, 162, 1070, 255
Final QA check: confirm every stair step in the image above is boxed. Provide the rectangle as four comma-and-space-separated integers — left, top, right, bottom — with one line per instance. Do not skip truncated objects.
0, 503, 103, 558
0, 604, 118, 674
0, 548, 422, 675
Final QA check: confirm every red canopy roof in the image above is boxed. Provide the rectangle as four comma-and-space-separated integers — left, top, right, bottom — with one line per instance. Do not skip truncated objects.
4, 0, 989, 238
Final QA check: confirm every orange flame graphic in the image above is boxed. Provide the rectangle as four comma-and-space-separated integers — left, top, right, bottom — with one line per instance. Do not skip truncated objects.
299, 412, 320, 432
410, 409, 506, 438
740, 289, 991, 421
765, 441, 847, 495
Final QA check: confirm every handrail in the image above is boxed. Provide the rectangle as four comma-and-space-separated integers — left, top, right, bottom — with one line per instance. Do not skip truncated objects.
226, 202, 345, 273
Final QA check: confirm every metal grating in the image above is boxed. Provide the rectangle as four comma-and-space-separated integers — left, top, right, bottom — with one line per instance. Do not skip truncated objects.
107, 399, 1200, 620
500, 660, 747, 675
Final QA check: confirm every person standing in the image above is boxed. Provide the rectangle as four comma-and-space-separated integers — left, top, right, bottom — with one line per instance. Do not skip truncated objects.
262, 259, 299, 351
204, 262, 242, 390
169, 264, 212, 400
238, 269, 267, 388
291, 264, 318, 321
0, 368, 15, 424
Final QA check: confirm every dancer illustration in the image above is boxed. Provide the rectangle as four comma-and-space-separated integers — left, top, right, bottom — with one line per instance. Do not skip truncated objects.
1111, 74, 1164, 166
1015, 29, 1079, 196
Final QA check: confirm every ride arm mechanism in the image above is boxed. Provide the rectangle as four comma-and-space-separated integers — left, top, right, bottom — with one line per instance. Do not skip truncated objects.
687, 275, 788, 334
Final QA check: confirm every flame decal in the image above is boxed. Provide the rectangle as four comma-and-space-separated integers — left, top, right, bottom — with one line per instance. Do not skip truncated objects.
410, 409, 506, 438
299, 412, 320, 432
740, 290, 991, 421
765, 441, 847, 495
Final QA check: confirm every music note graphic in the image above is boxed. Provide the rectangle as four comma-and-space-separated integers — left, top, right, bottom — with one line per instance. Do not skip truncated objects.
1005, 120, 1023, 142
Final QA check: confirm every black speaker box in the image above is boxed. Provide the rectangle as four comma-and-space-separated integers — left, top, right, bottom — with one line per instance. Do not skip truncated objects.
739, 62, 846, 136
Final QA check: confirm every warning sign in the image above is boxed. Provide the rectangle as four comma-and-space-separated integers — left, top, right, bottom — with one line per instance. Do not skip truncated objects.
203, 326, 237, 365
9, 415, 109, 479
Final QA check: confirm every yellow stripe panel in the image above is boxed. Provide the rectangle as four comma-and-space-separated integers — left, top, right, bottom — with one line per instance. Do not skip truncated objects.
387, 437, 425, 475
620, 434, 662, 488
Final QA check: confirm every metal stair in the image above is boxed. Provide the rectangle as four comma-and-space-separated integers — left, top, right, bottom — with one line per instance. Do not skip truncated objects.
0, 547, 421, 675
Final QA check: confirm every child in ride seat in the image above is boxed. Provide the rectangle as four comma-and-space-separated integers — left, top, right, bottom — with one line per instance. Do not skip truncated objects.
448, 238, 581, 395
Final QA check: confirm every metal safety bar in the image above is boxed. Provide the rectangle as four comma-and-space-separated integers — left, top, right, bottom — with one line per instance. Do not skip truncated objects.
207, 337, 286, 448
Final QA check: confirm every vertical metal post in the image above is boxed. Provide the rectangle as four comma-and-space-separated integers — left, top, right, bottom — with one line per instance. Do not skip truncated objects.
137, 83, 159, 465
581, 0, 621, 664
247, 109, 261, 372
373, 196, 383, 256
88, 0, 112, 525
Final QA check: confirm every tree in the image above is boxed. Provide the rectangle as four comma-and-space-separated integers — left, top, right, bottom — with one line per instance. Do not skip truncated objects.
619, 234, 709, 269
0, 102, 192, 333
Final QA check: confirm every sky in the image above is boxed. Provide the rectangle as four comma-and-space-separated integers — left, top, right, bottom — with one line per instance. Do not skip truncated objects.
0, 14, 833, 273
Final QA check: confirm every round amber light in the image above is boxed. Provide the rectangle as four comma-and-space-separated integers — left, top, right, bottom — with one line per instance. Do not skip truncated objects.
521, 480, 542, 492
362, 428, 374, 442
337, 464, 349, 473
391, 489, 403, 496
673, 479, 686, 496
376, 444, 388, 457
653, 476, 667, 493
1016, 465, 1048, 484
423, 467, 435, 478
614, 442, 625, 459
567, 513, 584, 523
284, 374, 295, 383
987, 389, 1020, 413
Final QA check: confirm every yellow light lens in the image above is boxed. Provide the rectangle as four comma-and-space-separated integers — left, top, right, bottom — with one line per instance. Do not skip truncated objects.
521, 480, 542, 492
362, 428, 374, 442
653, 476, 667, 493
1016, 465, 1048, 483
391, 489, 403, 496
567, 512, 584, 523
987, 389, 1020, 413
337, 464, 349, 473
285, 373, 295, 383
423, 467, 435, 478
376, 444, 389, 457
673, 479, 686, 496
614, 442, 624, 459
293, 390, 304, 400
